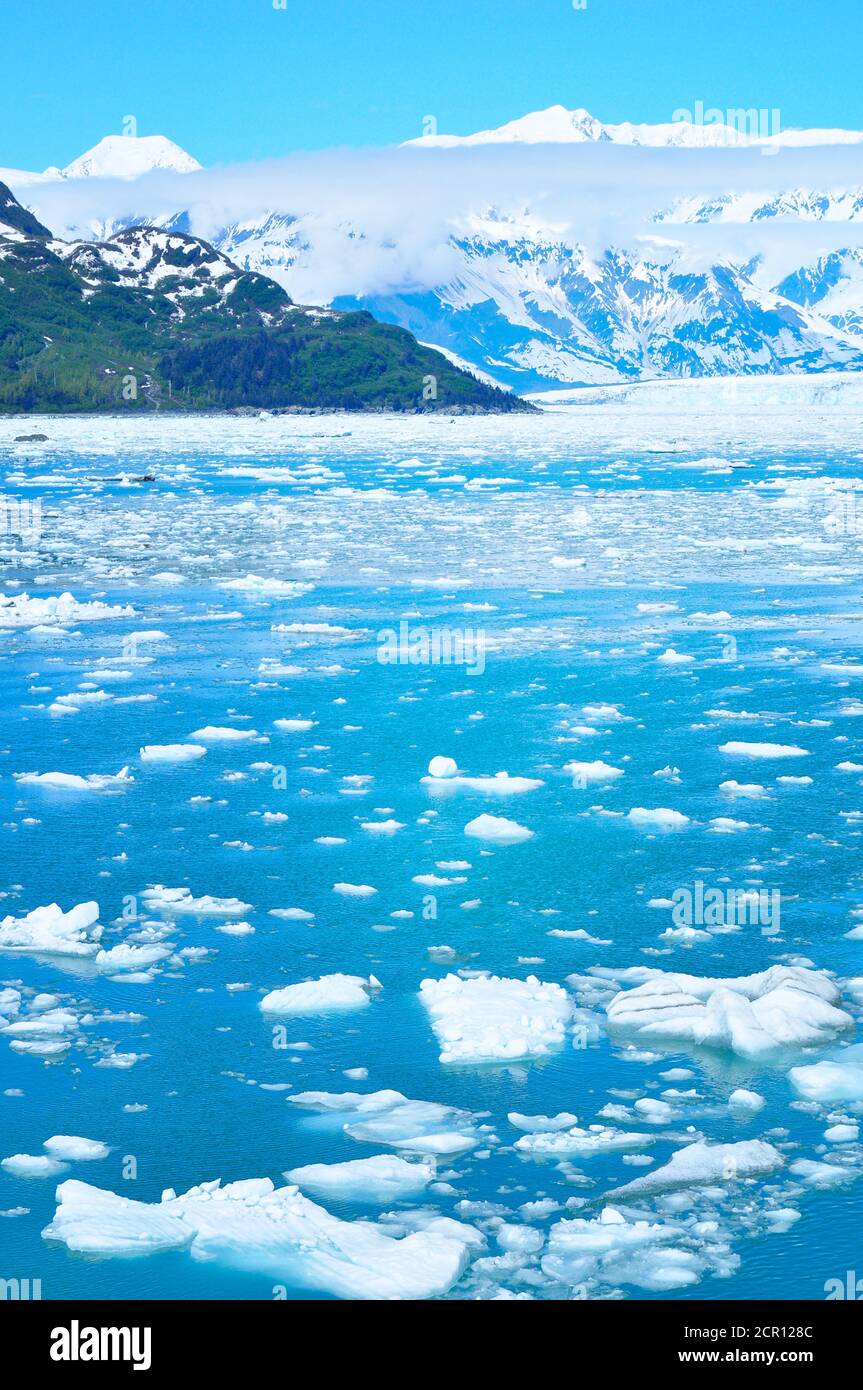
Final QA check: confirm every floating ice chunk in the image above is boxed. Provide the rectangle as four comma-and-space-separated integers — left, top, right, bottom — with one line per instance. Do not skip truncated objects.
140, 886, 252, 917
720, 780, 766, 798
825, 1123, 858, 1143
139, 744, 207, 763
3, 1007, 78, 1040
285, 1155, 435, 1202
582, 702, 625, 722
423, 769, 542, 794
44, 1177, 471, 1299
515, 1125, 655, 1158
289, 1089, 407, 1115
508, 1112, 580, 1133
720, 741, 809, 758
789, 1159, 857, 1188
728, 1089, 766, 1114
291, 1091, 479, 1158
428, 756, 458, 779
43, 1136, 109, 1162
608, 1140, 784, 1199
660, 925, 712, 944
14, 767, 132, 792
463, 814, 533, 844
274, 718, 317, 732
344, 1099, 478, 1157
627, 807, 689, 829
542, 1206, 698, 1290
188, 726, 259, 742
0, 592, 133, 628
497, 1224, 544, 1254
607, 965, 851, 1058
360, 820, 405, 834
0, 987, 21, 1021
220, 575, 313, 597
564, 760, 624, 783
260, 974, 376, 1015
657, 648, 694, 665
789, 1057, 863, 1103
419, 973, 571, 1064
332, 882, 377, 897
3, 1153, 68, 1178
95, 943, 172, 973
0, 901, 101, 957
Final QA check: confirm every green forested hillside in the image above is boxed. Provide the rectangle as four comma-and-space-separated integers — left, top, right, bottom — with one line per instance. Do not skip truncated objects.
0, 184, 533, 414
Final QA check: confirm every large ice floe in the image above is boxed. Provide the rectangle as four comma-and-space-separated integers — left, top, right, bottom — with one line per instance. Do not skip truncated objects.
419, 973, 572, 1064
43, 1177, 474, 1299
606, 965, 852, 1058
0, 902, 101, 957
0, 591, 134, 628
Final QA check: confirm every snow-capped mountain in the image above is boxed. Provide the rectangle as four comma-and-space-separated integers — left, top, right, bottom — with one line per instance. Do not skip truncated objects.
9, 114, 863, 391
326, 223, 863, 390
0, 135, 200, 186
62, 135, 201, 179
659, 189, 863, 223
406, 104, 863, 150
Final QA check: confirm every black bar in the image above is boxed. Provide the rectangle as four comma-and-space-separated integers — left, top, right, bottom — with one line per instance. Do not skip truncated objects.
3, 1298, 857, 1375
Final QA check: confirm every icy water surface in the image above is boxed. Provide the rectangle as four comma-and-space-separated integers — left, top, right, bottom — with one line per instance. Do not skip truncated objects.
1, 403, 863, 1300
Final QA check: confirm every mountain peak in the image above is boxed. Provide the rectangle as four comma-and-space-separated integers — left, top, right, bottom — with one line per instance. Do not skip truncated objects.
61, 135, 202, 180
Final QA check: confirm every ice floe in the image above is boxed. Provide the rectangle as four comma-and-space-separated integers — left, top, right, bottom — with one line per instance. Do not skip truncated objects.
420, 973, 572, 1064
607, 965, 851, 1057
260, 974, 378, 1015
720, 741, 809, 758
607, 1140, 784, 1199
140, 886, 251, 917
43, 1177, 472, 1299
0, 902, 101, 957
0, 591, 133, 628
463, 814, 534, 844
284, 1154, 435, 1202
423, 769, 543, 794
14, 768, 132, 792
139, 744, 207, 763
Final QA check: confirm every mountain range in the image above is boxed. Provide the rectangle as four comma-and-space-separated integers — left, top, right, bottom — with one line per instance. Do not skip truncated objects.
7, 111, 863, 393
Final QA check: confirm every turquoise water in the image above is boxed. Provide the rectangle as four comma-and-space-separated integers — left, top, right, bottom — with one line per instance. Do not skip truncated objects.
1, 409, 862, 1300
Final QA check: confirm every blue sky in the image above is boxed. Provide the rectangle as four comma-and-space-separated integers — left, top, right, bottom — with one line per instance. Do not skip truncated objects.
5, 0, 863, 169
